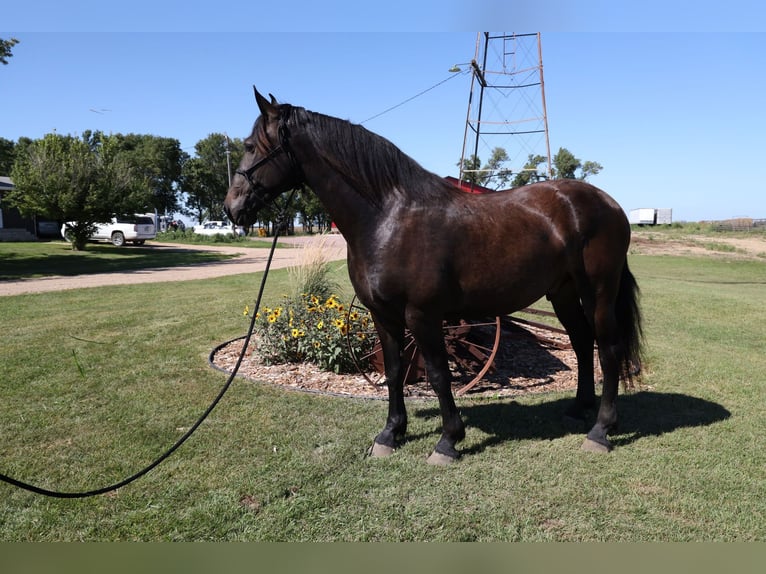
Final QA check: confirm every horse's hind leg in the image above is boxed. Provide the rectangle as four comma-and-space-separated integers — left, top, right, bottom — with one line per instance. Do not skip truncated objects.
582, 290, 622, 453
548, 281, 596, 421
370, 320, 408, 457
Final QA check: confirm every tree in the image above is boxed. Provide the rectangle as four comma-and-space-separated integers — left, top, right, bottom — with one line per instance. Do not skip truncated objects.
1, 37, 19, 66
457, 154, 483, 186
457, 147, 513, 190
181, 133, 242, 223
483, 148, 513, 190
552, 147, 602, 180
295, 187, 331, 234
0, 137, 15, 174
8, 133, 151, 250
511, 154, 548, 187
552, 147, 580, 179
580, 160, 603, 180
108, 133, 187, 214
458, 146, 601, 189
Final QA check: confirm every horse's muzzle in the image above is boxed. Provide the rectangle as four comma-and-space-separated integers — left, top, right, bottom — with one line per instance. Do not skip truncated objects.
223, 193, 248, 227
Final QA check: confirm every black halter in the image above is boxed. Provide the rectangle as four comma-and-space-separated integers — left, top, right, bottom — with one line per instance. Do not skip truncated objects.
234, 109, 301, 188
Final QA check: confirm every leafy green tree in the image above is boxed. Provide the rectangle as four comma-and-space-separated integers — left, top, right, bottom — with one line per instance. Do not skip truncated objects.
8, 132, 150, 250
580, 160, 604, 180
181, 133, 242, 223
552, 147, 580, 179
511, 154, 548, 187
0, 137, 15, 174
552, 147, 602, 180
457, 147, 512, 189
456, 154, 482, 186
482, 147, 513, 190
294, 187, 330, 234
1, 37, 19, 65
109, 133, 187, 214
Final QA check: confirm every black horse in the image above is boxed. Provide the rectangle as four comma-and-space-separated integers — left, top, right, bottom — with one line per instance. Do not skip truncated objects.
225, 88, 643, 464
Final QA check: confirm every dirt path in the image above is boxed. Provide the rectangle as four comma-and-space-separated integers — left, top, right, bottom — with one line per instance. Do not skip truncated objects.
630, 230, 766, 259
0, 235, 348, 297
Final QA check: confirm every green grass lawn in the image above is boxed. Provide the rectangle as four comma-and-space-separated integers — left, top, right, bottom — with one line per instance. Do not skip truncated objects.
0, 239, 291, 280
0, 241, 239, 280
0, 248, 764, 541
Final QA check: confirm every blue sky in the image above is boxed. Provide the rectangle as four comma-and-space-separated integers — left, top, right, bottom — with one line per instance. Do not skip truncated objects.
3, 2, 766, 221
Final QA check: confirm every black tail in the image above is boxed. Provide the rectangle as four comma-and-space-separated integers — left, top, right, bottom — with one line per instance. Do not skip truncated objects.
615, 261, 644, 385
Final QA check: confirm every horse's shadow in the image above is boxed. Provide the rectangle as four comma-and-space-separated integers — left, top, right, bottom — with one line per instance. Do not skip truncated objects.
414, 391, 731, 455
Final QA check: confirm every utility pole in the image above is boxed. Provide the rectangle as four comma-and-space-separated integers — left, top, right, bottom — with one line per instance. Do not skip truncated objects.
224, 134, 232, 187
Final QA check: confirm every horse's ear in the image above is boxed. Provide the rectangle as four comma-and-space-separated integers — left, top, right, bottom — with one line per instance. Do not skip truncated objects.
253, 86, 279, 120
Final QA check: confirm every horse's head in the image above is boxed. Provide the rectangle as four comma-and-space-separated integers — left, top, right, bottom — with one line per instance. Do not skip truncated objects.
224, 87, 303, 227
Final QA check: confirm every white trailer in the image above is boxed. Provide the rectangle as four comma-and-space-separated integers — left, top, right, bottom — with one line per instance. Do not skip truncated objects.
629, 208, 657, 225
628, 208, 672, 225
655, 208, 673, 225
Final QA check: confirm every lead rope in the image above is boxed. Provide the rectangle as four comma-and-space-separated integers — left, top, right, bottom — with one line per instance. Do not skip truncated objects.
0, 191, 296, 498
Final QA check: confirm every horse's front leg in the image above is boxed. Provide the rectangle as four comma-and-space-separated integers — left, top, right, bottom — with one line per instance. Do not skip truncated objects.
548, 287, 597, 423
370, 322, 408, 457
409, 314, 465, 465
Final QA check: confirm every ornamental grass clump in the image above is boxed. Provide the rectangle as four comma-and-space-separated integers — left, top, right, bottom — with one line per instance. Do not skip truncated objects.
250, 293, 373, 373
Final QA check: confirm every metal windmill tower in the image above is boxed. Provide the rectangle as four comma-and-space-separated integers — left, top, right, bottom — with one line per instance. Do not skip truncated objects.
458, 32, 552, 191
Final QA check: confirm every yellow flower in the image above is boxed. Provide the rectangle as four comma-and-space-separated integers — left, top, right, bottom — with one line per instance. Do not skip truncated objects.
349, 311, 359, 322
243, 305, 250, 317
310, 295, 320, 305
274, 307, 283, 318
292, 328, 300, 338
268, 314, 277, 323
316, 319, 324, 330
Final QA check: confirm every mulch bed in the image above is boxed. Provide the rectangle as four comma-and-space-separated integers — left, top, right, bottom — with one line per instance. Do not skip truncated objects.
210, 319, 598, 400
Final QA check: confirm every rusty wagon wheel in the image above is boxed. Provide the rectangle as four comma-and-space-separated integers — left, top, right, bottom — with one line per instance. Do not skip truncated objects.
345, 295, 501, 396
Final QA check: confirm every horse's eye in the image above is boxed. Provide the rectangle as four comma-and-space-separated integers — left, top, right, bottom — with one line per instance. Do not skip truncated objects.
245, 143, 255, 153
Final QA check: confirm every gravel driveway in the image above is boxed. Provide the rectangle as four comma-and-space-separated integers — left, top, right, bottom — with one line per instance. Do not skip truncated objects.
0, 235, 347, 297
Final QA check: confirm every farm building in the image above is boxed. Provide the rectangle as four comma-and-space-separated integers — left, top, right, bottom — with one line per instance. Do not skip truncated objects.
0, 176, 60, 241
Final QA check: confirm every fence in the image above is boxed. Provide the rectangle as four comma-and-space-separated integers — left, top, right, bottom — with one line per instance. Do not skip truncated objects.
711, 218, 766, 232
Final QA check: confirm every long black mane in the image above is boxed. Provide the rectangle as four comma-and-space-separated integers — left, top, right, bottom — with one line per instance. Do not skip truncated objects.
288, 106, 462, 207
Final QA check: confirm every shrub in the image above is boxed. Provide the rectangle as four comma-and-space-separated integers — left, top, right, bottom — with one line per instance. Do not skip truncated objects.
155, 229, 251, 244
248, 294, 373, 373
246, 294, 372, 373
247, 234, 374, 373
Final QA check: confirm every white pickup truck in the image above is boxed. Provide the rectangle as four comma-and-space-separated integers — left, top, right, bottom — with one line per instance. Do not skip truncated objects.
61, 214, 156, 246
193, 220, 246, 237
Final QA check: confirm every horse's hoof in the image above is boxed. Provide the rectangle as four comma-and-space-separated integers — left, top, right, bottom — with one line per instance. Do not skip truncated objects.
368, 442, 395, 458
426, 451, 458, 466
581, 437, 612, 453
